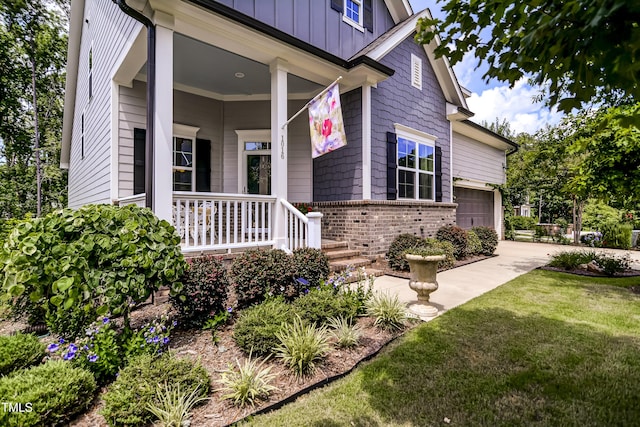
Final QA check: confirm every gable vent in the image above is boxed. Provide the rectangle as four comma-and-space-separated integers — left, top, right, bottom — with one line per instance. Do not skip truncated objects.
411, 54, 422, 90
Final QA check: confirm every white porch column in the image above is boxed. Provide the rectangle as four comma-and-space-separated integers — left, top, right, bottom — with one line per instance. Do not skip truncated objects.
270, 59, 288, 248
152, 12, 174, 222
362, 82, 373, 200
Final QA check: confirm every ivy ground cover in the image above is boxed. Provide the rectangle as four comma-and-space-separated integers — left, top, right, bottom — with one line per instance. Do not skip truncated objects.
245, 269, 640, 426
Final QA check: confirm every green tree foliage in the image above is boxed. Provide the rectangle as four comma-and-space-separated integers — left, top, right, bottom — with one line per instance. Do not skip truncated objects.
416, 0, 640, 112
0, 0, 68, 219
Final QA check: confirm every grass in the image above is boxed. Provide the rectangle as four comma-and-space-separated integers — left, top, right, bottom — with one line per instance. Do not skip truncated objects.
242, 270, 640, 426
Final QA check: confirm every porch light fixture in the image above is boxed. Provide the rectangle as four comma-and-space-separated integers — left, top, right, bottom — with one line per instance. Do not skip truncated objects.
234, 72, 245, 78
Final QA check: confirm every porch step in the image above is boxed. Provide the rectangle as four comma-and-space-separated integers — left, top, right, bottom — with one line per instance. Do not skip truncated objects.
324, 249, 363, 261
321, 240, 349, 251
329, 257, 373, 272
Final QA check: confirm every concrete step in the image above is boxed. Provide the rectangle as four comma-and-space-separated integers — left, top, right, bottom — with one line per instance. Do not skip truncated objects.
324, 249, 363, 261
330, 257, 373, 272
321, 240, 349, 251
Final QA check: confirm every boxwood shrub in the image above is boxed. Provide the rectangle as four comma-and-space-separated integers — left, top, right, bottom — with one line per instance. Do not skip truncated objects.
466, 230, 483, 256
387, 234, 425, 271
0, 333, 45, 376
0, 204, 186, 339
101, 353, 210, 427
170, 255, 229, 328
233, 297, 297, 356
230, 249, 296, 307
291, 248, 330, 290
471, 226, 499, 255
436, 226, 469, 259
0, 361, 96, 427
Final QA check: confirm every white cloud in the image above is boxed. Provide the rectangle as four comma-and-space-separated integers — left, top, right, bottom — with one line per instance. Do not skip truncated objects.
465, 79, 564, 135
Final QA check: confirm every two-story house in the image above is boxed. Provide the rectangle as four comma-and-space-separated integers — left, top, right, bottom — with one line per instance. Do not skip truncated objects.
61, 0, 517, 257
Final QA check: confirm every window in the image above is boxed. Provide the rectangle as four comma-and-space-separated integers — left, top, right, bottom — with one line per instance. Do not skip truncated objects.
88, 46, 93, 100
81, 113, 85, 159
172, 124, 200, 192
345, 0, 362, 25
395, 125, 436, 200
411, 54, 422, 90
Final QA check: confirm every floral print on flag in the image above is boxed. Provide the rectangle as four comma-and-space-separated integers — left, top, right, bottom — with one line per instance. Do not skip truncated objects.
308, 83, 347, 158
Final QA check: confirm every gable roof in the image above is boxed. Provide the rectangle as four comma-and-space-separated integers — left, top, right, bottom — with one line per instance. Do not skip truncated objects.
351, 7, 467, 108
453, 120, 519, 153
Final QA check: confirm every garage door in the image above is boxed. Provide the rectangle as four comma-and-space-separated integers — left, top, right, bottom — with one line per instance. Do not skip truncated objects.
455, 187, 494, 229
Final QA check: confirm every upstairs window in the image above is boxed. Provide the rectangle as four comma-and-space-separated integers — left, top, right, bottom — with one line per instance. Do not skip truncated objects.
332, 0, 372, 32
345, 0, 362, 26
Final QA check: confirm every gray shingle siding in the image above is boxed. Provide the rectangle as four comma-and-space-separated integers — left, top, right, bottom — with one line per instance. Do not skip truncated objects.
213, 0, 395, 59
371, 36, 451, 202
313, 88, 362, 201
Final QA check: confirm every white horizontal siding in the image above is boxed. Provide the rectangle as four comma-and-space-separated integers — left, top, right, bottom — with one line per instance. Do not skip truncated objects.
67, 0, 141, 208
452, 131, 506, 185
118, 81, 145, 197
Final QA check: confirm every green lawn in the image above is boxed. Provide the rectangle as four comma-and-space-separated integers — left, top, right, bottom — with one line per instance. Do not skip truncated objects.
243, 270, 640, 426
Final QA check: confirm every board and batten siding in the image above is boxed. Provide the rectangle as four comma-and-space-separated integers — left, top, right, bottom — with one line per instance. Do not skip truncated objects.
118, 82, 225, 198
212, 0, 395, 59
452, 132, 506, 185
371, 37, 452, 201
67, 0, 141, 208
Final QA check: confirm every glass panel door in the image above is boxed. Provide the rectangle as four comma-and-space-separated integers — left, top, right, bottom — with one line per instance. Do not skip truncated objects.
246, 154, 271, 195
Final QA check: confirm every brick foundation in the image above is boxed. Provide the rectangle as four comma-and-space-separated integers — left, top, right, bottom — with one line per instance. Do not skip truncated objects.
313, 200, 457, 258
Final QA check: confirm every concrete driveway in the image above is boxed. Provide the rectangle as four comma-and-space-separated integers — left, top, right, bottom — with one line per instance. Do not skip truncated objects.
373, 240, 640, 319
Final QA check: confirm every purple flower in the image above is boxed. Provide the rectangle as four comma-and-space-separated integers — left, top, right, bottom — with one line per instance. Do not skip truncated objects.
82, 345, 89, 351
46, 343, 59, 353
295, 277, 309, 286
102, 317, 110, 324
58, 338, 65, 344
162, 337, 170, 345
63, 351, 76, 361
68, 343, 78, 353
227, 307, 233, 313
149, 327, 156, 334
88, 354, 98, 363
172, 320, 178, 327
152, 336, 159, 344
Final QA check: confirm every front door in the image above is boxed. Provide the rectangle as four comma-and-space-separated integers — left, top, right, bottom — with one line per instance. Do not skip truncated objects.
246, 152, 271, 195
237, 130, 272, 195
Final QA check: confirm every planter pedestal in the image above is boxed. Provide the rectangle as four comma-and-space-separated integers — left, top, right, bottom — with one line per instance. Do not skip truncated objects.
405, 254, 446, 319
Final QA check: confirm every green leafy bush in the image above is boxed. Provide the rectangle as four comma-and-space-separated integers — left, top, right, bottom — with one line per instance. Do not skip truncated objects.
595, 253, 631, 276
170, 255, 229, 328
0, 361, 96, 427
101, 353, 209, 427
217, 354, 278, 407
466, 230, 483, 256
275, 316, 331, 377
230, 249, 296, 308
509, 216, 538, 230
0, 218, 24, 246
0, 333, 45, 376
293, 285, 360, 326
471, 226, 499, 256
0, 204, 186, 338
433, 240, 456, 270
291, 248, 330, 289
366, 292, 406, 331
549, 250, 598, 270
233, 298, 297, 356
436, 226, 469, 259
601, 222, 632, 249
386, 234, 426, 271
327, 316, 362, 349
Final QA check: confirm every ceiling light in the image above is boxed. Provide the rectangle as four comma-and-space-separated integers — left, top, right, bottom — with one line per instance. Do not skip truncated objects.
235, 72, 245, 78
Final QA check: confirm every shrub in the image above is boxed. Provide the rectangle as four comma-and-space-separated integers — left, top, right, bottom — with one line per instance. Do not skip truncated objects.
581, 232, 603, 247
509, 216, 538, 230
595, 253, 631, 276
387, 234, 426, 271
601, 222, 632, 249
293, 285, 360, 326
466, 230, 483, 256
291, 248, 330, 289
0, 205, 186, 338
47, 315, 174, 384
274, 316, 331, 377
0, 333, 45, 376
216, 354, 278, 407
549, 250, 598, 270
366, 292, 406, 331
233, 298, 297, 356
101, 353, 209, 427
230, 249, 296, 307
329, 266, 375, 316
327, 316, 362, 349
472, 226, 499, 256
0, 218, 24, 246
0, 361, 96, 427
436, 226, 469, 259
434, 240, 456, 270
146, 382, 208, 427
170, 255, 229, 328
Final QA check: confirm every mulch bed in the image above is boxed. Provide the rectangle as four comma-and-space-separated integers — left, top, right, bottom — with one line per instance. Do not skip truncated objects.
371, 254, 494, 279
538, 265, 640, 278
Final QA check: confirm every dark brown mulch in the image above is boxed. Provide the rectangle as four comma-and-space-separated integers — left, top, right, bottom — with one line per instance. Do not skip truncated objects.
371, 254, 495, 279
538, 265, 640, 278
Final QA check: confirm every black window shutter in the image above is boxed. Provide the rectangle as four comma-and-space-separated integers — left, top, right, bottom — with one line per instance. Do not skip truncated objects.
133, 128, 146, 195
330, 0, 343, 13
435, 146, 443, 202
195, 139, 211, 192
386, 132, 397, 200
363, 0, 373, 32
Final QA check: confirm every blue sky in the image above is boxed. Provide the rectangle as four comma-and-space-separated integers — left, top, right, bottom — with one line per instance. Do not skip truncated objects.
407, 0, 563, 134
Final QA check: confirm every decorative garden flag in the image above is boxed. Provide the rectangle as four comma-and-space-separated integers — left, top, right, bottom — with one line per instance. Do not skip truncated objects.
308, 82, 347, 158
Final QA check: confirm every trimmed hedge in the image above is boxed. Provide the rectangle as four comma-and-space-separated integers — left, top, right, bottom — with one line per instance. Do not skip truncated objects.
471, 226, 499, 255
171, 255, 229, 328
436, 226, 469, 259
0, 361, 96, 427
101, 353, 209, 427
466, 230, 483, 256
386, 234, 425, 271
292, 248, 330, 289
0, 333, 45, 376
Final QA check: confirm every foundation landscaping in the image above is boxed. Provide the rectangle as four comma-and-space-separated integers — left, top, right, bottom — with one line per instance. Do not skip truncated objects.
1, 205, 639, 426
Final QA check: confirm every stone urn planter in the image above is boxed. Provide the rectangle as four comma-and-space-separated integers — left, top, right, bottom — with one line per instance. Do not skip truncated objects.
405, 252, 446, 318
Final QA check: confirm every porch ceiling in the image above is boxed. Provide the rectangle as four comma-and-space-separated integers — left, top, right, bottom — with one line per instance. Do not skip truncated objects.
137, 33, 323, 99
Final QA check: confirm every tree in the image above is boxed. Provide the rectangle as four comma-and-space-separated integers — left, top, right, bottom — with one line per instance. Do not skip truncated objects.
0, 0, 68, 218
416, 0, 640, 112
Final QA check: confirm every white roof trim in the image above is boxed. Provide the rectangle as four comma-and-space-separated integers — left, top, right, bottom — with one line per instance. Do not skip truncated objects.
383, 0, 413, 23
60, 0, 85, 169
452, 121, 515, 152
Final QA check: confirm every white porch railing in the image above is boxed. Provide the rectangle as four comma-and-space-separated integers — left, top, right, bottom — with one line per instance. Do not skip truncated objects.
281, 199, 308, 250
173, 192, 276, 253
